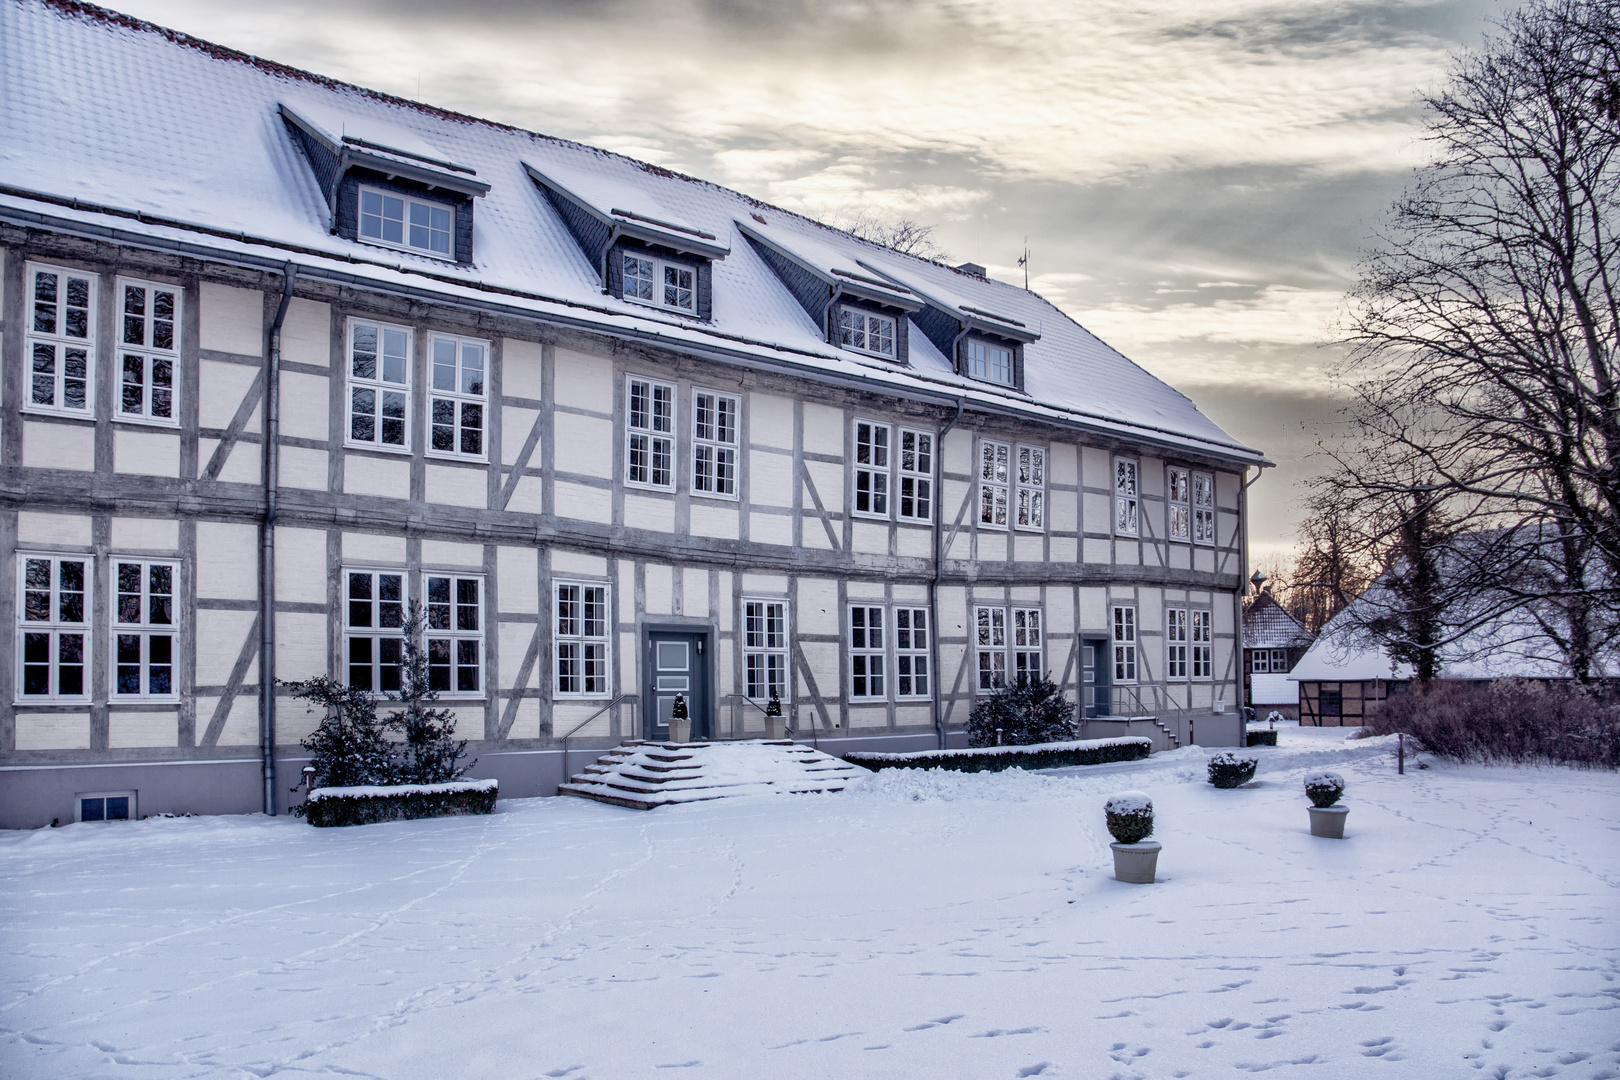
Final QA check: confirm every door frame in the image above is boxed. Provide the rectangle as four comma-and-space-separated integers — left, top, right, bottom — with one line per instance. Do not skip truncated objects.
641, 623, 715, 741
1080, 635, 1112, 718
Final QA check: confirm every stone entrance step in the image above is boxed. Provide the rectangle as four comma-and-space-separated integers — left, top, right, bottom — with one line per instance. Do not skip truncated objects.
559, 739, 863, 811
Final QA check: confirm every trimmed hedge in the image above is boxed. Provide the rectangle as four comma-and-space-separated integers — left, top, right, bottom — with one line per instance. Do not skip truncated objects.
305, 780, 498, 828
1207, 751, 1258, 789
1246, 729, 1278, 747
847, 737, 1151, 774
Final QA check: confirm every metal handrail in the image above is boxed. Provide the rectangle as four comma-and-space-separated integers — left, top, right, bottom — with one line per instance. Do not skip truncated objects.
561, 694, 632, 785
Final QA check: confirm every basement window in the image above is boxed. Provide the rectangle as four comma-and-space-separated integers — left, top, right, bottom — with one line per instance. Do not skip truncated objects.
359, 186, 454, 259
78, 792, 135, 822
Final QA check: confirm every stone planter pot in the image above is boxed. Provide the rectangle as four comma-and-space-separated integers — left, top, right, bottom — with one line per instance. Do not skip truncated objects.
764, 715, 786, 740
1309, 805, 1348, 838
1110, 840, 1161, 884
669, 718, 691, 744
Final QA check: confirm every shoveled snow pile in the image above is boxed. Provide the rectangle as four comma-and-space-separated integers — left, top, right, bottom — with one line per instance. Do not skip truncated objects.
2, 727, 1616, 1079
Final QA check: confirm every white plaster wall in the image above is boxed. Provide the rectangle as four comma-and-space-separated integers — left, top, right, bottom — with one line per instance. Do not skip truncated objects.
555, 481, 610, 522
344, 454, 409, 500
897, 527, 931, 559
942, 427, 973, 477
109, 711, 178, 748
796, 577, 838, 635
199, 283, 263, 356
196, 521, 258, 600
274, 612, 327, 684
277, 372, 329, 440
553, 413, 613, 478
198, 360, 260, 430
749, 392, 793, 449
199, 438, 261, 485
426, 464, 486, 509
801, 402, 843, 456
803, 459, 843, 511
112, 517, 179, 552
343, 532, 407, 565
498, 624, 538, 688
623, 494, 674, 533
195, 610, 257, 686
1083, 537, 1111, 564
747, 450, 792, 508
23, 421, 94, 471
851, 521, 886, 555
506, 698, 540, 739
690, 502, 738, 540
497, 546, 538, 613
742, 573, 788, 594
217, 695, 260, 746
18, 511, 91, 547
281, 298, 330, 366
279, 446, 327, 490
113, 428, 180, 477
503, 338, 544, 401
506, 475, 544, 514
644, 564, 673, 615
502, 407, 538, 466
1081, 447, 1111, 489
14, 714, 90, 750
749, 512, 792, 546
682, 571, 709, 618
1048, 442, 1078, 487
553, 348, 613, 411
275, 528, 328, 604
422, 540, 482, 568
553, 550, 608, 578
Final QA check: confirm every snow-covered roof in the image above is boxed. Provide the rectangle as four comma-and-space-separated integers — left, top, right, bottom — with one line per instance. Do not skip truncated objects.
0, 0, 1263, 464
1242, 591, 1314, 650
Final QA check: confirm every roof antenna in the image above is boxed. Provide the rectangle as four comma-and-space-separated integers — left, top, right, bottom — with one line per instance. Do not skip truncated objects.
1017, 237, 1029, 290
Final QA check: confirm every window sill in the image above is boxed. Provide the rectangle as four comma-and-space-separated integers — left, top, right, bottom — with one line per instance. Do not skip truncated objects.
1013, 525, 1046, 534
851, 510, 891, 522
624, 481, 676, 494
13, 698, 92, 707
424, 450, 489, 465
112, 416, 181, 431
345, 441, 413, 456
690, 490, 740, 503
20, 407, 96, 423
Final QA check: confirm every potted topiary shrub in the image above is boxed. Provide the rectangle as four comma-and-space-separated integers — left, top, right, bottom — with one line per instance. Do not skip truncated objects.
1104, 791, 1160, 884
763, 689, 786, 741
669, 693, 691, 744
1305, 771, 1348, 838
1207, 750, 1258, 788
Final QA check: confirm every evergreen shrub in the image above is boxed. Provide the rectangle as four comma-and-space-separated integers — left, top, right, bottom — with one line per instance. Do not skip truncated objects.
967, 676, 1076, 747
1207, 751, 1258, 788
305, 782, 497, 828
1104, 790, 1154, 844
1246, 729, 1278, 747
1304, 771, 1345, 808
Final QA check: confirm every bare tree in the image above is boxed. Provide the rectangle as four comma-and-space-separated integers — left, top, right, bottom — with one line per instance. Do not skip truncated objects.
1323, 0, 1620, 677
1272, 504, 1378, 634
832, 208, 950, 261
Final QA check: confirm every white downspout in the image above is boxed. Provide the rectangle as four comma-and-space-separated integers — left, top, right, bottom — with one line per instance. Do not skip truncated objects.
260, 263, 298, 816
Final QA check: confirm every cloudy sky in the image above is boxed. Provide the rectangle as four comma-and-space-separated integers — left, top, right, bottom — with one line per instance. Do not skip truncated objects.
121, 0, 1513, 563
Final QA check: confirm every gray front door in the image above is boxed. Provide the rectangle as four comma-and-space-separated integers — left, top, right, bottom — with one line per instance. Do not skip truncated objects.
645, 630, 710, 741
1081, 637, 1111, 717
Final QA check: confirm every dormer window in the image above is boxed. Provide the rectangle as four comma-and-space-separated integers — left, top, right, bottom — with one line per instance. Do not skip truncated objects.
967, 339, 1014, 386
359, 187, 454, 258
624, 253, 697, 314
838, 308, 896, 359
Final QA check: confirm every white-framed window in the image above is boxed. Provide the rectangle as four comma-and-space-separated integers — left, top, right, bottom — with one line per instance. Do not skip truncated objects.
895, 607, 929, 698
966, 339, 1014, 385
1112, 605, 1137, 683
743, 598, 789, 702
1193, 472, 1217, 545
426, 574, 482, 696
77, 792, 136, 822
428, 334, 486, 459
345, 570, 406, 693
849, 605, 886, 699
975, 605, 1007, 692
693, 390, 739, 499
348, 319, 412, 450
1166, 607, 1188, 680
853, 420, 891, 517
1114, 458, 1140, 537
111, 559, 177, 700
1016, 445, 1046, 531
622, 252, 697, 314
1168, 467, 1191, 542
26, 263, 96, 418
1192, 610, 1213, 680
359, 186, 454, 258
838, 308, 896, 359
1251, 648, 1289, 674
898, 428, 933, 522
555, 582, 610, 697
17, 554, 91, 702
115, 278, 180, 426
1012, 608, 1043, 682
979, 439, 1010, 529
626, 376, 676, 489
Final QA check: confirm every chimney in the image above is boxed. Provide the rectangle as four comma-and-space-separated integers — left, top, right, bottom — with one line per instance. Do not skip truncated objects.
955, 262, 987, 278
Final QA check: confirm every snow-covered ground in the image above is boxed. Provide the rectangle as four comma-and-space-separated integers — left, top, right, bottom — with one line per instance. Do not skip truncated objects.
2, 728, 1616, 1079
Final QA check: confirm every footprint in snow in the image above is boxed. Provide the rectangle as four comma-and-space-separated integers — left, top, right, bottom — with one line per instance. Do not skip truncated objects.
654, 1061, 702, 1069
903, 1014, 964, 1031
1016, 1064, 1051, 1077
541, 1069, 583, 1078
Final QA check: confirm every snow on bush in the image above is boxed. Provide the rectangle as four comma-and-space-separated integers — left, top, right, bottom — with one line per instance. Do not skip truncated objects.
966, 676, 1076, 747
1304, 771, 1345, 808
1206, 751, 1258, 789
848, 737, 1149, 774
1362, 679, 1620, 768
1104, 790, 1154, 844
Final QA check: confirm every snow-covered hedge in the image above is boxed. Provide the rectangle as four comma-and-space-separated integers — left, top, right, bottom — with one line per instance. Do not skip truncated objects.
846, 737, 1150, 774
1246, 729, 1278, 747
1206, 751, 1258, 789
304, 779, 498, 828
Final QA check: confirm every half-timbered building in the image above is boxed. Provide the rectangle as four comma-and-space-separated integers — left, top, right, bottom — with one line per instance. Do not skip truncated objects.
0, 0, 1267, 827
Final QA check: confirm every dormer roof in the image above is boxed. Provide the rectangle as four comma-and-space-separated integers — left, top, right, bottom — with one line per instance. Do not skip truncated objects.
738, 219, 922, 312
526, 160, 730, 260
857, 258, 1039, 344
279, 100, 490, 197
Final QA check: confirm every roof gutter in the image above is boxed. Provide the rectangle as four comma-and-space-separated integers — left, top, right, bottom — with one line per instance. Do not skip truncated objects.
930, 398, 966, 749
261, 262, 298, 816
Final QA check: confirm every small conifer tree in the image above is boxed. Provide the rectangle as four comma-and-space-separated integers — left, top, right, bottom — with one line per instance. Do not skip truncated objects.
387, 605, 470, 785
967, 675, 1076, 748
285, 676, 399, 798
